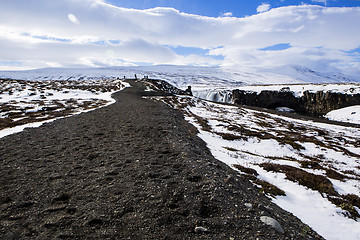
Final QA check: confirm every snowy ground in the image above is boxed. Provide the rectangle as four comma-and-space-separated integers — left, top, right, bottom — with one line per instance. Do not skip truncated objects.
325, 106, 360, 125
0, 78, 128, 138
152, 95, 360, 240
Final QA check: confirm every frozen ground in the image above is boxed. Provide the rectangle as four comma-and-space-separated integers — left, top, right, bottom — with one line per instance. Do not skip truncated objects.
0, 78, 128, 138
325, 106, 360, 124
152, 95, 360, 240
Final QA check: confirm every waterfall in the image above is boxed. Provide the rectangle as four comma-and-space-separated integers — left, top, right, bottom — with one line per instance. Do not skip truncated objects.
193, 90, 233, 104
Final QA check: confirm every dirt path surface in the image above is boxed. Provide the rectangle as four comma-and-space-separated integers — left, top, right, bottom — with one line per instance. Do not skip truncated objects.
0, 80, 323, 239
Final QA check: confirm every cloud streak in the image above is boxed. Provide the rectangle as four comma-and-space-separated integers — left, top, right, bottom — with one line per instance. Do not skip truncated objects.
257, 3, 271, 13
0, 0, 360, 77
68, 14, 80, 25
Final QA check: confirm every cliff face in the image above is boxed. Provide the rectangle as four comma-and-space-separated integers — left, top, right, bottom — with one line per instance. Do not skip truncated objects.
233, 90, 301, 111
233, 89, 360, 116
300, 91, 360, 116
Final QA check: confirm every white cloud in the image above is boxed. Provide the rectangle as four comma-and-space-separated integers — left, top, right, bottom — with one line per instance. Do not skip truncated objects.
68, 14, 80, 25
257, 3, 271, 13
0, 0, 360, 77
221, 12, 233, 17
312, 0, 328, 6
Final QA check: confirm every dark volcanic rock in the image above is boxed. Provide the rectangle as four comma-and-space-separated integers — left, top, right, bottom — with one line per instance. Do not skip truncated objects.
233, 89, 360, 116
0, 80, 322, 239
141, 78, 192, 96
301, 91, 360, 116
233, 90, 301, 112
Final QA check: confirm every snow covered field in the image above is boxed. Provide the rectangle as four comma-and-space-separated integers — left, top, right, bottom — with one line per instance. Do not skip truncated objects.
325, 106, 360, 124
0, 78, 128, 138
153, 95, 360, 240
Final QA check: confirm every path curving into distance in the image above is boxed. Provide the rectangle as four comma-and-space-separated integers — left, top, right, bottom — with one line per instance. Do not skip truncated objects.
0, 80, 323, 239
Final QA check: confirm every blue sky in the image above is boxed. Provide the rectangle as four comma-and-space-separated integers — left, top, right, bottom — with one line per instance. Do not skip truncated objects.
105, 0, 360, 17
0, 0, 360, 77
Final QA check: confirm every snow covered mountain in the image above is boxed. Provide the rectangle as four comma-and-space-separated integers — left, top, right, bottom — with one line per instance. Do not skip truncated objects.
263, 65, 355, 84
0, 65, 358, 90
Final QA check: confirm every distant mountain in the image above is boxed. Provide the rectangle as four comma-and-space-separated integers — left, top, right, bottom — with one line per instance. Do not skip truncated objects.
263, 65, 355, 84
0, 65, 358, 90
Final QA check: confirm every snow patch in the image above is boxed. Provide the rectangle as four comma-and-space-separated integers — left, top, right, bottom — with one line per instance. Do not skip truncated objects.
325, 106, 360, 124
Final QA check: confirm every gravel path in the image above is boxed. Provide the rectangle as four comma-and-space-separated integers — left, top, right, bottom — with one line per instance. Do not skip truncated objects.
0, 80, 323, 239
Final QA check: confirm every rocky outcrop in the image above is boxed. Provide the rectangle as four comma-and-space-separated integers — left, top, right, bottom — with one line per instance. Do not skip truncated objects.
233, 90, 301, 111
300, 91, 360, 116
233, 89, 360, 116
141, 78, 192, 96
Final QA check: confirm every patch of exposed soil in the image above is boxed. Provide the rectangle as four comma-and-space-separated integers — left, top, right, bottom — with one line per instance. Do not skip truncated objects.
0, 80, 322, 239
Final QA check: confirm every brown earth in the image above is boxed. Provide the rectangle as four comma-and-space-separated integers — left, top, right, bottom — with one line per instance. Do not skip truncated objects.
0, 80, 323, 239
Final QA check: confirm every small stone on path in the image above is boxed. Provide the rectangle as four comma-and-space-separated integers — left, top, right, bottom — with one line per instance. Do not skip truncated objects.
195, 226, 209, 233
260, 216, 284, 233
